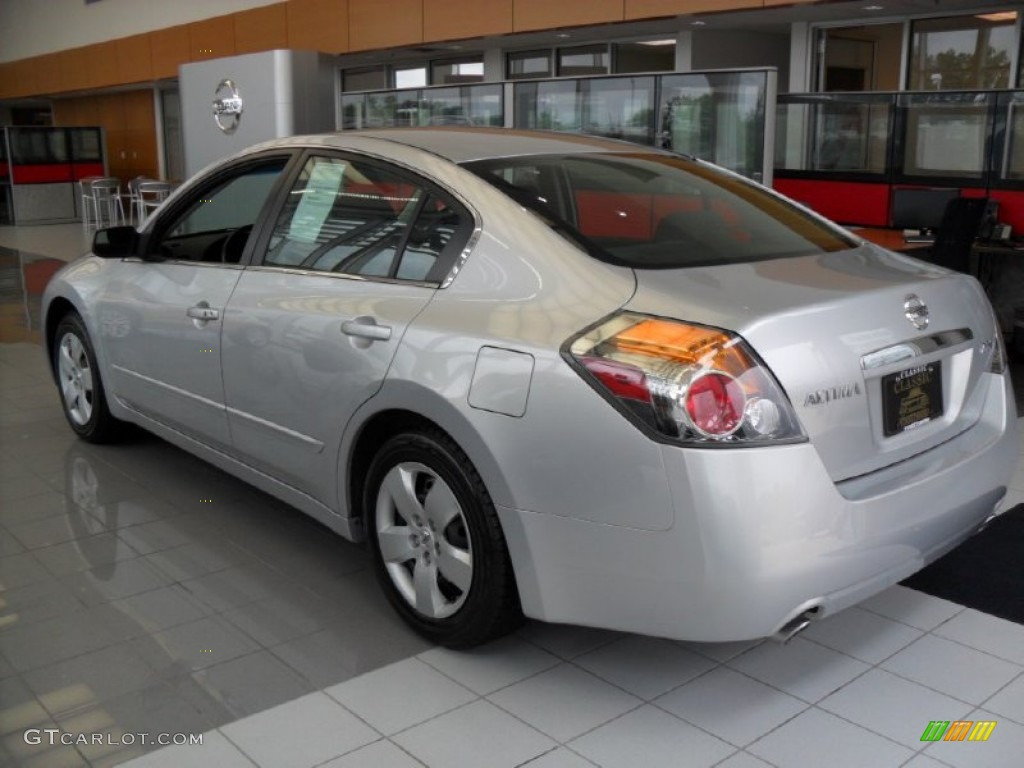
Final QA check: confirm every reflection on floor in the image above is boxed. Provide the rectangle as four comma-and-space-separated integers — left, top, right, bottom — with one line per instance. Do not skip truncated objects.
0, 226, 1022, 768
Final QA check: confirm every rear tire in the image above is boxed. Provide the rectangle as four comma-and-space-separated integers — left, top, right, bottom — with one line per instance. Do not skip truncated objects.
53, 313, 126, 443
365, 429, 522, 648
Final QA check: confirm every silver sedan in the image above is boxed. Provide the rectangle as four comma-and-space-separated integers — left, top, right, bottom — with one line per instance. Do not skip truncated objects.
42, 129, 1018, 647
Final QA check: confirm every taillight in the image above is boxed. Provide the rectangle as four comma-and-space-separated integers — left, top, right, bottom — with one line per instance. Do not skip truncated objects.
568, 313, 804, 446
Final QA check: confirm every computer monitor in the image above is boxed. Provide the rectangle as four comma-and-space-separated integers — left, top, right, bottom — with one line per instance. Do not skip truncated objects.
891, 187, 960, 233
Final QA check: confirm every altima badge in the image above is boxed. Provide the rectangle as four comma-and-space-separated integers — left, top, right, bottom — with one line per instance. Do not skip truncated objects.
904, 294, 929, 330
212, 79, 243, 134
803, 382, 862, 407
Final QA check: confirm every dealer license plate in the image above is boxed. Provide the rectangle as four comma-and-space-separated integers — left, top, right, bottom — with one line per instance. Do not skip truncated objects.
882, 360, 943, 437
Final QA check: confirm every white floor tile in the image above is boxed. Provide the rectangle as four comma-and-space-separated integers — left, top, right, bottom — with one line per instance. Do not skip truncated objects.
932, 608, 1024, 665
320, 740, 424, 768
982, 673, 1024, 724
656, 666, 807, 747
801, 607, 922, 664
569, 705, 734, 768
519, 747, 597, 767
489, 664, 640, 742
417, 636, 559, 695
573, 635, 716, 700
726, 636, 870, 703
881, 635, 1022, 705
325, 658, 476, 736
517, 621, 621, 660
713, 752, 775, 768
679, 639, 764, 663
220, 692, 377, 768
900, 755, 953, 768
115, 731, 253, 768
818, 668, 972, 747
859, 585, 963, 631
747, 708, 913, 768
923, 709, 1024, 768
393, 700, 555, 768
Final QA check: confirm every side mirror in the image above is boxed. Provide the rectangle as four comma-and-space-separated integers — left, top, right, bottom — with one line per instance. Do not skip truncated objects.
92, 226, 139, 258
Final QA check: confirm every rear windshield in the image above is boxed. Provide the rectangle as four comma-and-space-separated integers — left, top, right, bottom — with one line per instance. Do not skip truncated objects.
463, 152, 857, 269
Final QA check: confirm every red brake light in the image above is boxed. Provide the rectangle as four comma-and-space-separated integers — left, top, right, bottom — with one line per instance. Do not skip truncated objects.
685, 372, 744, 437
581, 357, 651, 404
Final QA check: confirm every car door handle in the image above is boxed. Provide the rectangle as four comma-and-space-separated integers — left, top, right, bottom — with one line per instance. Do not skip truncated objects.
341, 317, 392, 342
186, 304, 220, 321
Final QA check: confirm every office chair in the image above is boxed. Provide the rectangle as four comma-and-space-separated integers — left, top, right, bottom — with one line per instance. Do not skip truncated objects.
921, 197, 989, 273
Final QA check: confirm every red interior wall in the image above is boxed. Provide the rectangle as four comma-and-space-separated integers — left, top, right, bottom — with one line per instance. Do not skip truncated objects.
772, 178, 891, 227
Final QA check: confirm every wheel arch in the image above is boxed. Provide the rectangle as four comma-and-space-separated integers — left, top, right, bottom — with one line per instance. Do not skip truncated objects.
343, 384, 515, 543
44, 296, 82, 381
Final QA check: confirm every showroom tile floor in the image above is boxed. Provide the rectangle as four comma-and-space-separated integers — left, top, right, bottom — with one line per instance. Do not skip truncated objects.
1, 225, 1023, 768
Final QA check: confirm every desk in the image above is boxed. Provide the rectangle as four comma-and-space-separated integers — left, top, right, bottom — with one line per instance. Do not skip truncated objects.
851, 227, 931, 253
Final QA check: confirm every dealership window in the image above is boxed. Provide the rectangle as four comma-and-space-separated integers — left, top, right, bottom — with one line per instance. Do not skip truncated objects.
907, 12, 1017, 90
815, 24, 904, 91
508, 50, 552, 80
394, 66, 428, 89
558, 44, 610, 77
431, 58, 484, 85
343, 67, 387, 92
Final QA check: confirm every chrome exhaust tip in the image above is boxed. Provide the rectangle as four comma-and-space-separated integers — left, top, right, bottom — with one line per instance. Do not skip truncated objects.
771, 605, 823, 644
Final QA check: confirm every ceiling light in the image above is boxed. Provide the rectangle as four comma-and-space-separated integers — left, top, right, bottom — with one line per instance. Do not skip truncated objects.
976, 12, 1016, 22
862, 4, 884, 10
555, 33, 571, 39
639, 39, 677, 46
691, 20, 706, 27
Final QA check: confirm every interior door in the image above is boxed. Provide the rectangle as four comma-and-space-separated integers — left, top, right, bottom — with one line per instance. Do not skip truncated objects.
220, 152, 473, 507
97, 155, 291, 450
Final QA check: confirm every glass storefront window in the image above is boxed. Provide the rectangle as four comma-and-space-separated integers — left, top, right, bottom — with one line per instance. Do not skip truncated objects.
815, 24, 904, 92
775, 94, 892, 174
999, 92, 1024, 182
583, 77, 655, 144
515, 80, 580, 131
508, 50, 552, 80
659, 71, 769, 181
898, 92, 995, 179
907, 13, 1017, 90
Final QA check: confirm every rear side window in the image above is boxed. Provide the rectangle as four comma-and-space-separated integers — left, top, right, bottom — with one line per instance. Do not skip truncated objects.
263, 155, 469, 283
464, 153, 856, 269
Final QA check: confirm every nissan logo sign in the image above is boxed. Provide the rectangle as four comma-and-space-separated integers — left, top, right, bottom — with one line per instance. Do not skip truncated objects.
212, 79, 243, 134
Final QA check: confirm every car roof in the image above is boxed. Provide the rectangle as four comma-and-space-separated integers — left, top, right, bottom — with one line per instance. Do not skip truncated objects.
303, 127, 663, 164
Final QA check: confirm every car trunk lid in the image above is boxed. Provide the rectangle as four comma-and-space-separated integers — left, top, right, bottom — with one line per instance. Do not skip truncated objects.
625, 245, 999, 482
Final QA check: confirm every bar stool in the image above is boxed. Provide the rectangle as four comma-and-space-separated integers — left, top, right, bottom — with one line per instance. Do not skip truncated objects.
79, 176, 103, 229
90, 177, 126, 228
136, 180, 172, 224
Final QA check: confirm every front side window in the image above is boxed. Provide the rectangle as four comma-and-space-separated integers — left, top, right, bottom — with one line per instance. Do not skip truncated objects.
152, 158, 287, 263
465, 152, 856, 269
263, 155, 469, 283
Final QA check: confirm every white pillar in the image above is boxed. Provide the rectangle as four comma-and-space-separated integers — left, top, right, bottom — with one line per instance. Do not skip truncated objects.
788, 21, 812, 93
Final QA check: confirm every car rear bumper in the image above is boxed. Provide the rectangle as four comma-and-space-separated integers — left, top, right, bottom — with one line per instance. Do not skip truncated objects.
498, 373, 1017, 642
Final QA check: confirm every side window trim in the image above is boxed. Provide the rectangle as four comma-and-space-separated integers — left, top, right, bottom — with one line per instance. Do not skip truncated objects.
248, 148, 475, 286
144, 150, 301, 266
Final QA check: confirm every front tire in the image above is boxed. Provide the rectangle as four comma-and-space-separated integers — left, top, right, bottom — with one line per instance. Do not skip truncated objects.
53, 313, 125, 443
365, 429, 522, 648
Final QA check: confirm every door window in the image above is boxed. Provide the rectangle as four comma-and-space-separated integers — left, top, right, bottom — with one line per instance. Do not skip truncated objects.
262, 155, 469, 283
151, 158, 288, 264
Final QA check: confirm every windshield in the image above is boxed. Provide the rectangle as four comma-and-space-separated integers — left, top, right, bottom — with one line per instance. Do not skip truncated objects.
463, 152, 857, 269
